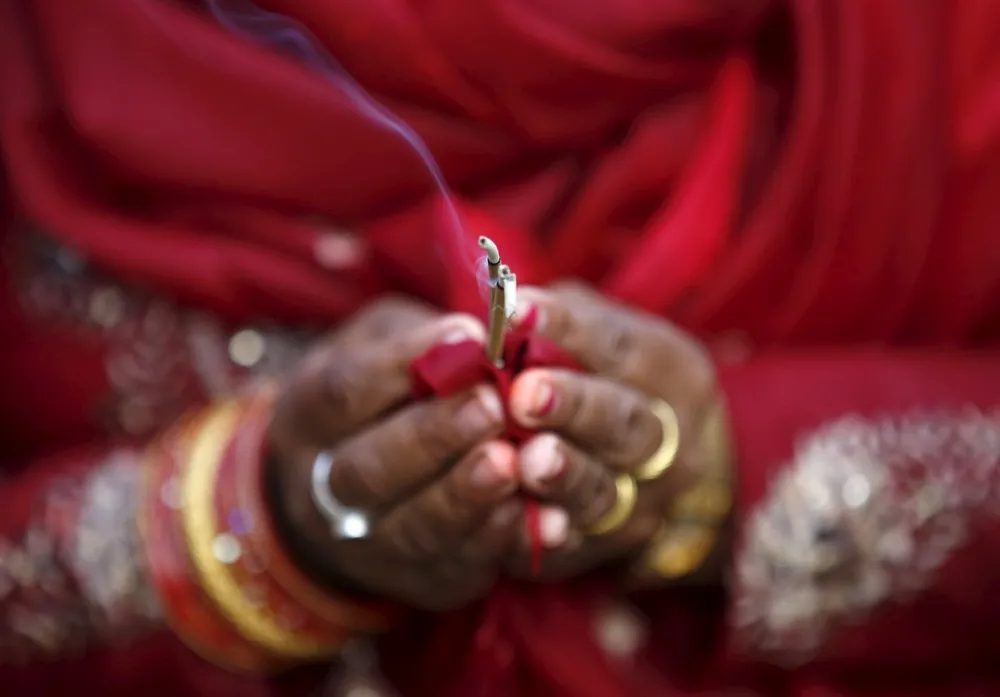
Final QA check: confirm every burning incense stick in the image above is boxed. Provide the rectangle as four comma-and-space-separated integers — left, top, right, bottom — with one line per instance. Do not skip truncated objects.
478, 236, 517, 367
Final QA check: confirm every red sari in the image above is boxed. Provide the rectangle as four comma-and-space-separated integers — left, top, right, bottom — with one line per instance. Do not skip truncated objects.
1, 0, 1000, 695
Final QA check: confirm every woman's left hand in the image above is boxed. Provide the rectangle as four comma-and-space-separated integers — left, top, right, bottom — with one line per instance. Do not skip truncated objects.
504, 283, 724, 580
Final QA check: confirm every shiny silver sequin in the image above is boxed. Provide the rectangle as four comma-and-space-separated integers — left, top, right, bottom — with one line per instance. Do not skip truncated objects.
593, 601, 648, 660
88, 287, 126, 329
228, 329, 266, 368
842, 474, 871, 508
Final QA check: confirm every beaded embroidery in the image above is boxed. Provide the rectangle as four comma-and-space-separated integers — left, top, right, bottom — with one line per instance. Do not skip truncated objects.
9, 230, 311, 438
0, 451, 162, 661
733, 408, 1000, 664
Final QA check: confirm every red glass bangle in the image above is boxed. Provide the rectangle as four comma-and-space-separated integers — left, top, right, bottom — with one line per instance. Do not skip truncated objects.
213, 404, 354, 645
141, 388, 399, 671
140, 412, 282, 673
228, 386, 398, 634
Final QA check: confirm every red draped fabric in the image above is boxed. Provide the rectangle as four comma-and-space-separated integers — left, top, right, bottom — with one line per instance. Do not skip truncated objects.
1, 0, 1000, 695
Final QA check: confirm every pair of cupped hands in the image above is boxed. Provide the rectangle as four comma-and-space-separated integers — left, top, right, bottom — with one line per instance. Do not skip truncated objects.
267, 283, 721, 612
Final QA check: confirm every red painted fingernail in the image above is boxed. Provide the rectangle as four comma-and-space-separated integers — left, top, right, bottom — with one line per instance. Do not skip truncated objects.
532, 379, 556, 416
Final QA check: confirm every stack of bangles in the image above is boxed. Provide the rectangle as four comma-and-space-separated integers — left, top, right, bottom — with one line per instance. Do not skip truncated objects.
140, 383, 396, 672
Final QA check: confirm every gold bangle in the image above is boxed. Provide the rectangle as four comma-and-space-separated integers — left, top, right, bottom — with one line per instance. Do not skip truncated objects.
181, 403, 340, 661
587, 474, 638, 535
634, 399, 681, 481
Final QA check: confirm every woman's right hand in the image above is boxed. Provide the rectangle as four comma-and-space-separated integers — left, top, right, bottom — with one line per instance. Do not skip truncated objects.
267, 300, 521, 611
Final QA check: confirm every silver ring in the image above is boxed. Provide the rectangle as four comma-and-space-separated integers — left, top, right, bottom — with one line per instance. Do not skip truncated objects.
311, 451, 371, 540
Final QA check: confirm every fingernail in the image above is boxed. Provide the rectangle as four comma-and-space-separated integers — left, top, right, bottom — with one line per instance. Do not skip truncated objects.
510, 373, 556, 426
441, 329, 474, 345
514, 302, 539, 330
515, 298, 544, 331
539, 507, 569, 548
438, 315, 485, 345
528, 376, 556, 417
457, 386, 504, 435
521, 434, 564, 486
471, 443, 513, 489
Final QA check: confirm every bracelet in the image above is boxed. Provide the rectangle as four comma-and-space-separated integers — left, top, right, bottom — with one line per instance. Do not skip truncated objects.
181, 400, 347, 661
140, 412, 282, 673
141, 389, 395, 671
633, 401, 734, 581
228, 387, 396, 633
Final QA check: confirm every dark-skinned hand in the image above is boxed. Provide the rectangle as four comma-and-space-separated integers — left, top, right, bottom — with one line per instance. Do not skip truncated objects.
503, 283, 724, 581
267, 298, 523, 611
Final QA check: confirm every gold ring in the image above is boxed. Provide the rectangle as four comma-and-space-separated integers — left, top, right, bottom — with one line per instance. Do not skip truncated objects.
634, 399, 680, 481
587, 474, 637, 535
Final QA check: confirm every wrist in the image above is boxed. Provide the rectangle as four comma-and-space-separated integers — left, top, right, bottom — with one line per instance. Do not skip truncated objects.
141, 390, 395, 673
264, 445, 370, 596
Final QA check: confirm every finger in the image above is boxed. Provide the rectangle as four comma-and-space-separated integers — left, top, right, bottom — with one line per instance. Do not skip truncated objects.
514, 286, 633, 378
413, 498, 523, 612
509, 369, 661, 470
517, 433, 618, 531
377, 441, 519, 559
516, 286, 703, 394
333, 296, 439, 347
460, 498, 524, 563
326, 386, 505, 510
288, 314, 486, 444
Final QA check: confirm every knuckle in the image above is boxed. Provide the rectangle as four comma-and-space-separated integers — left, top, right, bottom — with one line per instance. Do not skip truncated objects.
360, 300, 418, 339
621, 398, 647, 436
437, 474, 478, 526
370, 295, 425, 317
556, 376, 588, 428
686, 345, 719, 400
615, 397, 656, 463
423, 313, 484, 345
396, 516, 449, 560
475, 500, 522, 554
550, 281, 601, 306
412, 401, 468, 460
326, 449, 383, 508
577, 467, 617, 525
320, 361, 357, 418
550, 280, 588, 295
605, 323, 645, 382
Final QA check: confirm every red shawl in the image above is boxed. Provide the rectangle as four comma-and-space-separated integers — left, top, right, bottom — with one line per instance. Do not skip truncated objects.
6, 0, 995, 344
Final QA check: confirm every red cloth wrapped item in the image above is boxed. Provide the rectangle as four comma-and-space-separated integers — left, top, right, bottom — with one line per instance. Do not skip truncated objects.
411, 309, 580, 566
407, 319, 586, 697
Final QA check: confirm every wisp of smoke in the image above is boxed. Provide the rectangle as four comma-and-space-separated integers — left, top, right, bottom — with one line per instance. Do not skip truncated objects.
204, 0, 491, 292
